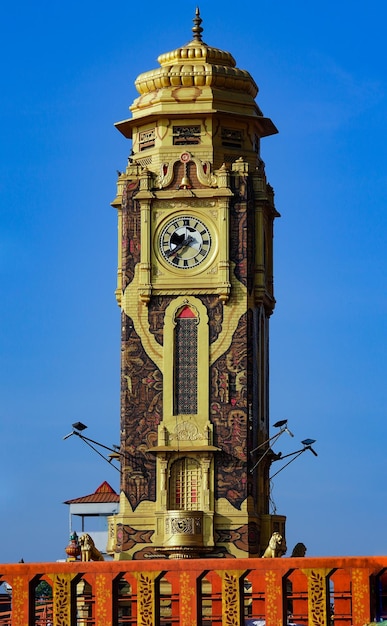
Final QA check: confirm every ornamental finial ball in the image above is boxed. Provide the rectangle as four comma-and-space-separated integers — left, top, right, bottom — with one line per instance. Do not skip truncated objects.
192, 7, 203, 42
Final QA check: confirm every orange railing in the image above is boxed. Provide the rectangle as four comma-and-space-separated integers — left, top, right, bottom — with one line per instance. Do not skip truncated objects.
1, 555, 387, 625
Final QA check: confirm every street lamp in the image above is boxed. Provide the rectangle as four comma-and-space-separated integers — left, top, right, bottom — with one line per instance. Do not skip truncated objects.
250, 419, 294, 473
249, 419, 317, 477
63, 423, 148, 476
269, 438, 318, 480
63, 423, 122, 473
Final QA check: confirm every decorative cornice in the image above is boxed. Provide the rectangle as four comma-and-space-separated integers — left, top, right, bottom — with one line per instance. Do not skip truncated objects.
135, 62, 258, 98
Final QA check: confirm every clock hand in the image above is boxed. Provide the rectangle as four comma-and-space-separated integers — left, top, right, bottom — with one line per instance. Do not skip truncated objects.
166, 235, 194, 257
170, 231, 185, 247
180, 234, 194, 250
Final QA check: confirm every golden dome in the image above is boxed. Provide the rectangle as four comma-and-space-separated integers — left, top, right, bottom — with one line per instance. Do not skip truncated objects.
134, 9, 258, 98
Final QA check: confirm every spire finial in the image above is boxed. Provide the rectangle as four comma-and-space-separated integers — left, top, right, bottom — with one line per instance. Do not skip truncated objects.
192, 7, 203, 42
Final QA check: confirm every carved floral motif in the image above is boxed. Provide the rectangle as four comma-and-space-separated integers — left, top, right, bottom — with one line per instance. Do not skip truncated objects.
134, 572, 160, 626
352, 568, 370, 625
264, 570, 282, 626
50, 574, 73, 626
9, 576, 27, 626
180, 572, 196, 626
95, 574, 111, 625
220, 570, 241, 626
303, 568, 330, 626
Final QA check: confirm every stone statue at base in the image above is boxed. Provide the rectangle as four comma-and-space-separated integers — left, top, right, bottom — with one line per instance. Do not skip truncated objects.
79, 533, 104, 561
262, 532, 287, 558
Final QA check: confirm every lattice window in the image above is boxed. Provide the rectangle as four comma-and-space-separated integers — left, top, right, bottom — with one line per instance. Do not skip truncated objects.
174, 306, 198, 414
169, 457, 201, 510
253, 133, 261, 156
173, 125, 201, 145
136, 155, 152, 167
221, 127, 243, 148
139, 128, 155, 151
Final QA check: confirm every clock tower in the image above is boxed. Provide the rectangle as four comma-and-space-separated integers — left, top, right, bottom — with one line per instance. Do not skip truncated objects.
108, 10, 283, 559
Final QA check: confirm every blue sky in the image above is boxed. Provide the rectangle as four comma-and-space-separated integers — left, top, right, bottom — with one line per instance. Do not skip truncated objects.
1, 0, 386, 563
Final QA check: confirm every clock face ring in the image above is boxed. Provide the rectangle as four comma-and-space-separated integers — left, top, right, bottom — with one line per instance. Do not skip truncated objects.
159, 216, 212, 269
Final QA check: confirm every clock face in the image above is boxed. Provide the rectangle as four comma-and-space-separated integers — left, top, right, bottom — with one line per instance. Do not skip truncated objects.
159, 216, 212, 269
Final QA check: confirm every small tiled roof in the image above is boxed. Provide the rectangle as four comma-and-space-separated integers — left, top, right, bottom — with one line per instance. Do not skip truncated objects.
64, 481, 119, 504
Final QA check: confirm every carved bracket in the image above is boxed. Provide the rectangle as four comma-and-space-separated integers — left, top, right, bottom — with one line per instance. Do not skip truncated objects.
157, 152, 218, 189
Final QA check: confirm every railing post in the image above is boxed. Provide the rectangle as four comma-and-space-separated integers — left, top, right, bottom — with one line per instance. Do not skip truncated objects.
302, 568, 331, 626
49, 572, 78, 626
134, 570, 162, 626
176, 570, 199, 626
264, 569, 284, 626
218, 569, 245, 626
351, 567, 373, 626
93, 572, 113, 626
8, 573, 29, 626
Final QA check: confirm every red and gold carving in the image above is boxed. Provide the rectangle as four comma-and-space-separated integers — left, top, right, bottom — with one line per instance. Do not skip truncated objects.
303, 568, 331, 626
219, 569, 243, 626
264, 570, 283, 626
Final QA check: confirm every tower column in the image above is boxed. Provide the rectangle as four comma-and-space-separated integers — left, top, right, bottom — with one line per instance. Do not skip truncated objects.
108, 9, 281, 559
